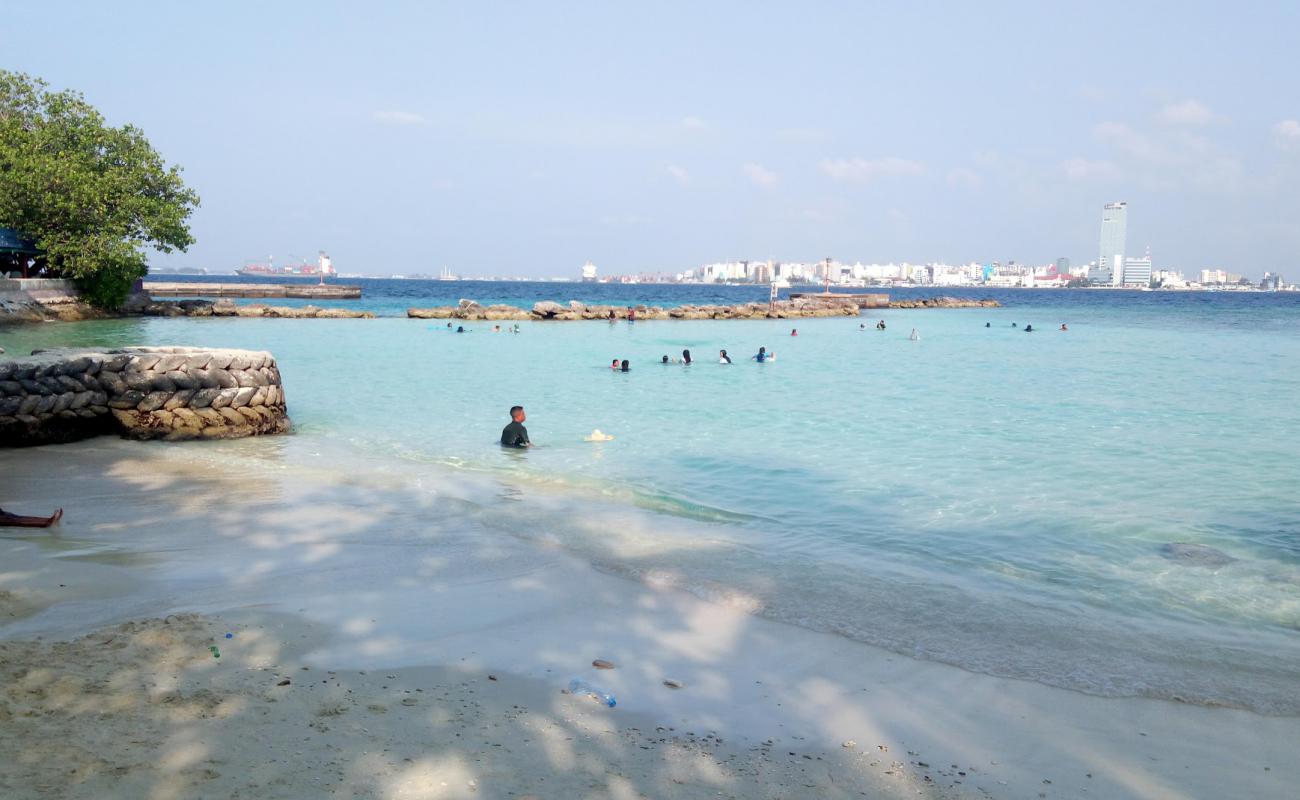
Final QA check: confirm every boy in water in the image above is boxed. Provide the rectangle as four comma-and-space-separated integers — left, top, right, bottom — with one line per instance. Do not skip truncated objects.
501, 406, 531, 448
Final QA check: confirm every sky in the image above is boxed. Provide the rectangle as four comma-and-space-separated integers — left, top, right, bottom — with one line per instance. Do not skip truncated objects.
7, 1, 1300, 279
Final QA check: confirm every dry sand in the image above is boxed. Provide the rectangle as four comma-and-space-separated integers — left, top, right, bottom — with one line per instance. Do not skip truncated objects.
0, 611, 952, 800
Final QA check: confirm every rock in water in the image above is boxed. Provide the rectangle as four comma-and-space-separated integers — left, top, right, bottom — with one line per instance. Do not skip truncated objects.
1159, 542, 1237, 567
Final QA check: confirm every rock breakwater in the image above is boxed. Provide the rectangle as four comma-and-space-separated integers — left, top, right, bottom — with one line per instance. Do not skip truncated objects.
407, 295, 998, 321
0, 347, 290, 446
130, 298, 374, 318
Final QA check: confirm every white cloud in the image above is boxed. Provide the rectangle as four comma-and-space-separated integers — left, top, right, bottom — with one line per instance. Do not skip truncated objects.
946, 167, 981, 188
681, 116, 708, 131
665, 164, 690, 184
820, 156, 925, 182
371, 110, 429, 126
1062, 157, 1121, 181
1157, 99, 1215, 126
742, 162, 778, 187
1093, 122, 1165, 162
1092, 120, 1245, 191
1274, 119, 1300, 148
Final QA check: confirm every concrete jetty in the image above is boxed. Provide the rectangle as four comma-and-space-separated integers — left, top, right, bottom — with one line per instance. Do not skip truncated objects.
142, 282, 362, 299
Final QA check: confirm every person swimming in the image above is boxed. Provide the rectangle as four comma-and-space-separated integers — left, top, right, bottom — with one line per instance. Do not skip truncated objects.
610, 359, 620, 370
752, 347, 773, 362
456, 326, 467, 333
790, 328, 798, 336
985, 322, 991, 328
620, 359, 630, 372
1059, 323, 1068, 331
719, 349, 731, 364
859, 323, 866, 330
500, 406, 531, 448
1024, 324, 1034, 332
876, 320, 886, 330
512, 324, 521, 333
681, 349, 692, 365
662, 354, 670, 364
909, 328, 919, 341
1011, 322, 1017, 328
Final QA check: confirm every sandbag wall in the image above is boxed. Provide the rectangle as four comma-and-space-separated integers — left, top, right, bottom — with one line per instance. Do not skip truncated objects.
0, 347, 289, 446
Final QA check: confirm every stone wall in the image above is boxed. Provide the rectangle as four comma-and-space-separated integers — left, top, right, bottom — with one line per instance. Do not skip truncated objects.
0, 347, 289, 447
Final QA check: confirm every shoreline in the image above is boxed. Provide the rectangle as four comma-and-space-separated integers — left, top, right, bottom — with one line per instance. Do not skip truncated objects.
3, 438, 1297, 799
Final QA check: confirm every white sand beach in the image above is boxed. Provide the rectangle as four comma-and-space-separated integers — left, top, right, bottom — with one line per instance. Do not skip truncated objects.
2, 438, 1297, 799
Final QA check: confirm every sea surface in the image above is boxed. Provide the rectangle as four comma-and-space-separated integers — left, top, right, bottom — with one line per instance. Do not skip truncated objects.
5, 281, 1300, 714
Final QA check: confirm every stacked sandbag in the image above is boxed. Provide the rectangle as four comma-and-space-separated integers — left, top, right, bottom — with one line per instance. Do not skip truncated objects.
0, 347, 290, 447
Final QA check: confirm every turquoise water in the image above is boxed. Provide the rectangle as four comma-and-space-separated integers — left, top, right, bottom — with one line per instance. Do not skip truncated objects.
4, 297, 1300, 713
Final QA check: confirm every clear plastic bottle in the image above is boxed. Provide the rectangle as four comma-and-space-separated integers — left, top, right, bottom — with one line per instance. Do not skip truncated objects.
568, 678, 616, 707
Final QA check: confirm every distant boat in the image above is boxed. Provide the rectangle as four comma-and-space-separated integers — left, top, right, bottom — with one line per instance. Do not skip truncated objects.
438, 266, 458, 281
236, 251, 335, 278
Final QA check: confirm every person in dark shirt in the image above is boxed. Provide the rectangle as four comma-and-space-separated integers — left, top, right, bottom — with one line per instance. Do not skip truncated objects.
681, 349, 692, 365
501, 406, 531, 448
620, 359, 630, 372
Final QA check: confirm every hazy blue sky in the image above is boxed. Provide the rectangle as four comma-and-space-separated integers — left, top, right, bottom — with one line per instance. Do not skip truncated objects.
8, 2, 1299, 277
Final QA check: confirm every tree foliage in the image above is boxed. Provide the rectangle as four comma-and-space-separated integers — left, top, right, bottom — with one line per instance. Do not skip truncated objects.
0, 71, 199, 307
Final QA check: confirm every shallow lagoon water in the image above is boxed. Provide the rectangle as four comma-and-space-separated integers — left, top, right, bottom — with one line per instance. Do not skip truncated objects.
4, 289, 1299, 713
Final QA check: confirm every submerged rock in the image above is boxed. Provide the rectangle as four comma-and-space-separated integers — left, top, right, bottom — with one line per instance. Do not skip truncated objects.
1159, 542, 1237, 567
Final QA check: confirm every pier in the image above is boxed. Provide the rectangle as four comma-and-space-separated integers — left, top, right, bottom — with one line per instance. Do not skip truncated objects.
143, 282, 362, 299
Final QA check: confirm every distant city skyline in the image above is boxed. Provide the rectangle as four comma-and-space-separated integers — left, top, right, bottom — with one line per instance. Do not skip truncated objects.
7, 2, 1299, 279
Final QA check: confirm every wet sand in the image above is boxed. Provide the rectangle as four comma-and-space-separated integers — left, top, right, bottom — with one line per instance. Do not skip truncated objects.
2, 438, 1297, 799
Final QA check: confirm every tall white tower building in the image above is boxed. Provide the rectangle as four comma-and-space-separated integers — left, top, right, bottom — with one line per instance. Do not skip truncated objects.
1097, 202, 1128, 287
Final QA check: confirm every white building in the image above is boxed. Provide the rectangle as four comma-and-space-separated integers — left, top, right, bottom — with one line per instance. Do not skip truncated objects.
581, 261, 598, 281
1122, 256, 1152, 287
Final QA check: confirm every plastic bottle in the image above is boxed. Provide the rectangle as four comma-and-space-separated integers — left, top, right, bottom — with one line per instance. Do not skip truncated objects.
568, 678, 616, 707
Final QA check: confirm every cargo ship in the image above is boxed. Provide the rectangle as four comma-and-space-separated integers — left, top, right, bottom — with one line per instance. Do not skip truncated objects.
236, 252, 334, 277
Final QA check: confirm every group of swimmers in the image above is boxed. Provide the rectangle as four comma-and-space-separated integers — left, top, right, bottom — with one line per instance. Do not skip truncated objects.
608, 347, 777, 371
443, 322, 522, 333
997, 322, 1068, 332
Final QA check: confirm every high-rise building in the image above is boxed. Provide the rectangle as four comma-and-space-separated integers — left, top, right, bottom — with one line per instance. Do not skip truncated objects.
1055, 257, 1071, 274
1097, 202, 1128, 286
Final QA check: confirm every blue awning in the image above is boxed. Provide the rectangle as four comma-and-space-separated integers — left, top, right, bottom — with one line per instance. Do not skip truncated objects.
0, 227, 40, 253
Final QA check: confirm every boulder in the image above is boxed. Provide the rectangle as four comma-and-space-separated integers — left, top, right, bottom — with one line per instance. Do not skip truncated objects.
532, 300, 566, 317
